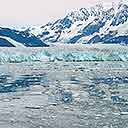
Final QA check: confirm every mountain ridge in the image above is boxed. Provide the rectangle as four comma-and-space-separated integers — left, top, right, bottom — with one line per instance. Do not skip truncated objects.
0, 1, 128, 47
28, 1, 128, 45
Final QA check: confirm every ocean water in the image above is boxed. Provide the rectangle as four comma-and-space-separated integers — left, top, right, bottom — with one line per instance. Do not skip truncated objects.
0, 61, 128, 128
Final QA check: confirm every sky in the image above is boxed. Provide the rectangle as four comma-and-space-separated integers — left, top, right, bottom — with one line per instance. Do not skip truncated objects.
0, 0, 120, 27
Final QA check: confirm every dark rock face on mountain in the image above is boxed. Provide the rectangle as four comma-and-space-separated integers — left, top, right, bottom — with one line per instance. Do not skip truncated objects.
0, 27, 49, 47
0, 38, 15, 47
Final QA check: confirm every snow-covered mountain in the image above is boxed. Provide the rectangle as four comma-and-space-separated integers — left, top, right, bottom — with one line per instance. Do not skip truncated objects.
0, 1, 128, 47
0, 27, 48, 47
28, 1, 128, 45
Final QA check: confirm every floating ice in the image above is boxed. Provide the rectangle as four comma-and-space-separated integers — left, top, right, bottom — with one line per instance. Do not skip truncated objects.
0, 74, 46, 93
61, 91, 73, 103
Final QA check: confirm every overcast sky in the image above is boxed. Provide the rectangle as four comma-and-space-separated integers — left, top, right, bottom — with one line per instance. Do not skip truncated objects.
0, 0, 120, 27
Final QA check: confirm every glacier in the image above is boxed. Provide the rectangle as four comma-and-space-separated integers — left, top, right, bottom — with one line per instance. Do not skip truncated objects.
0, 46, 128, 62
